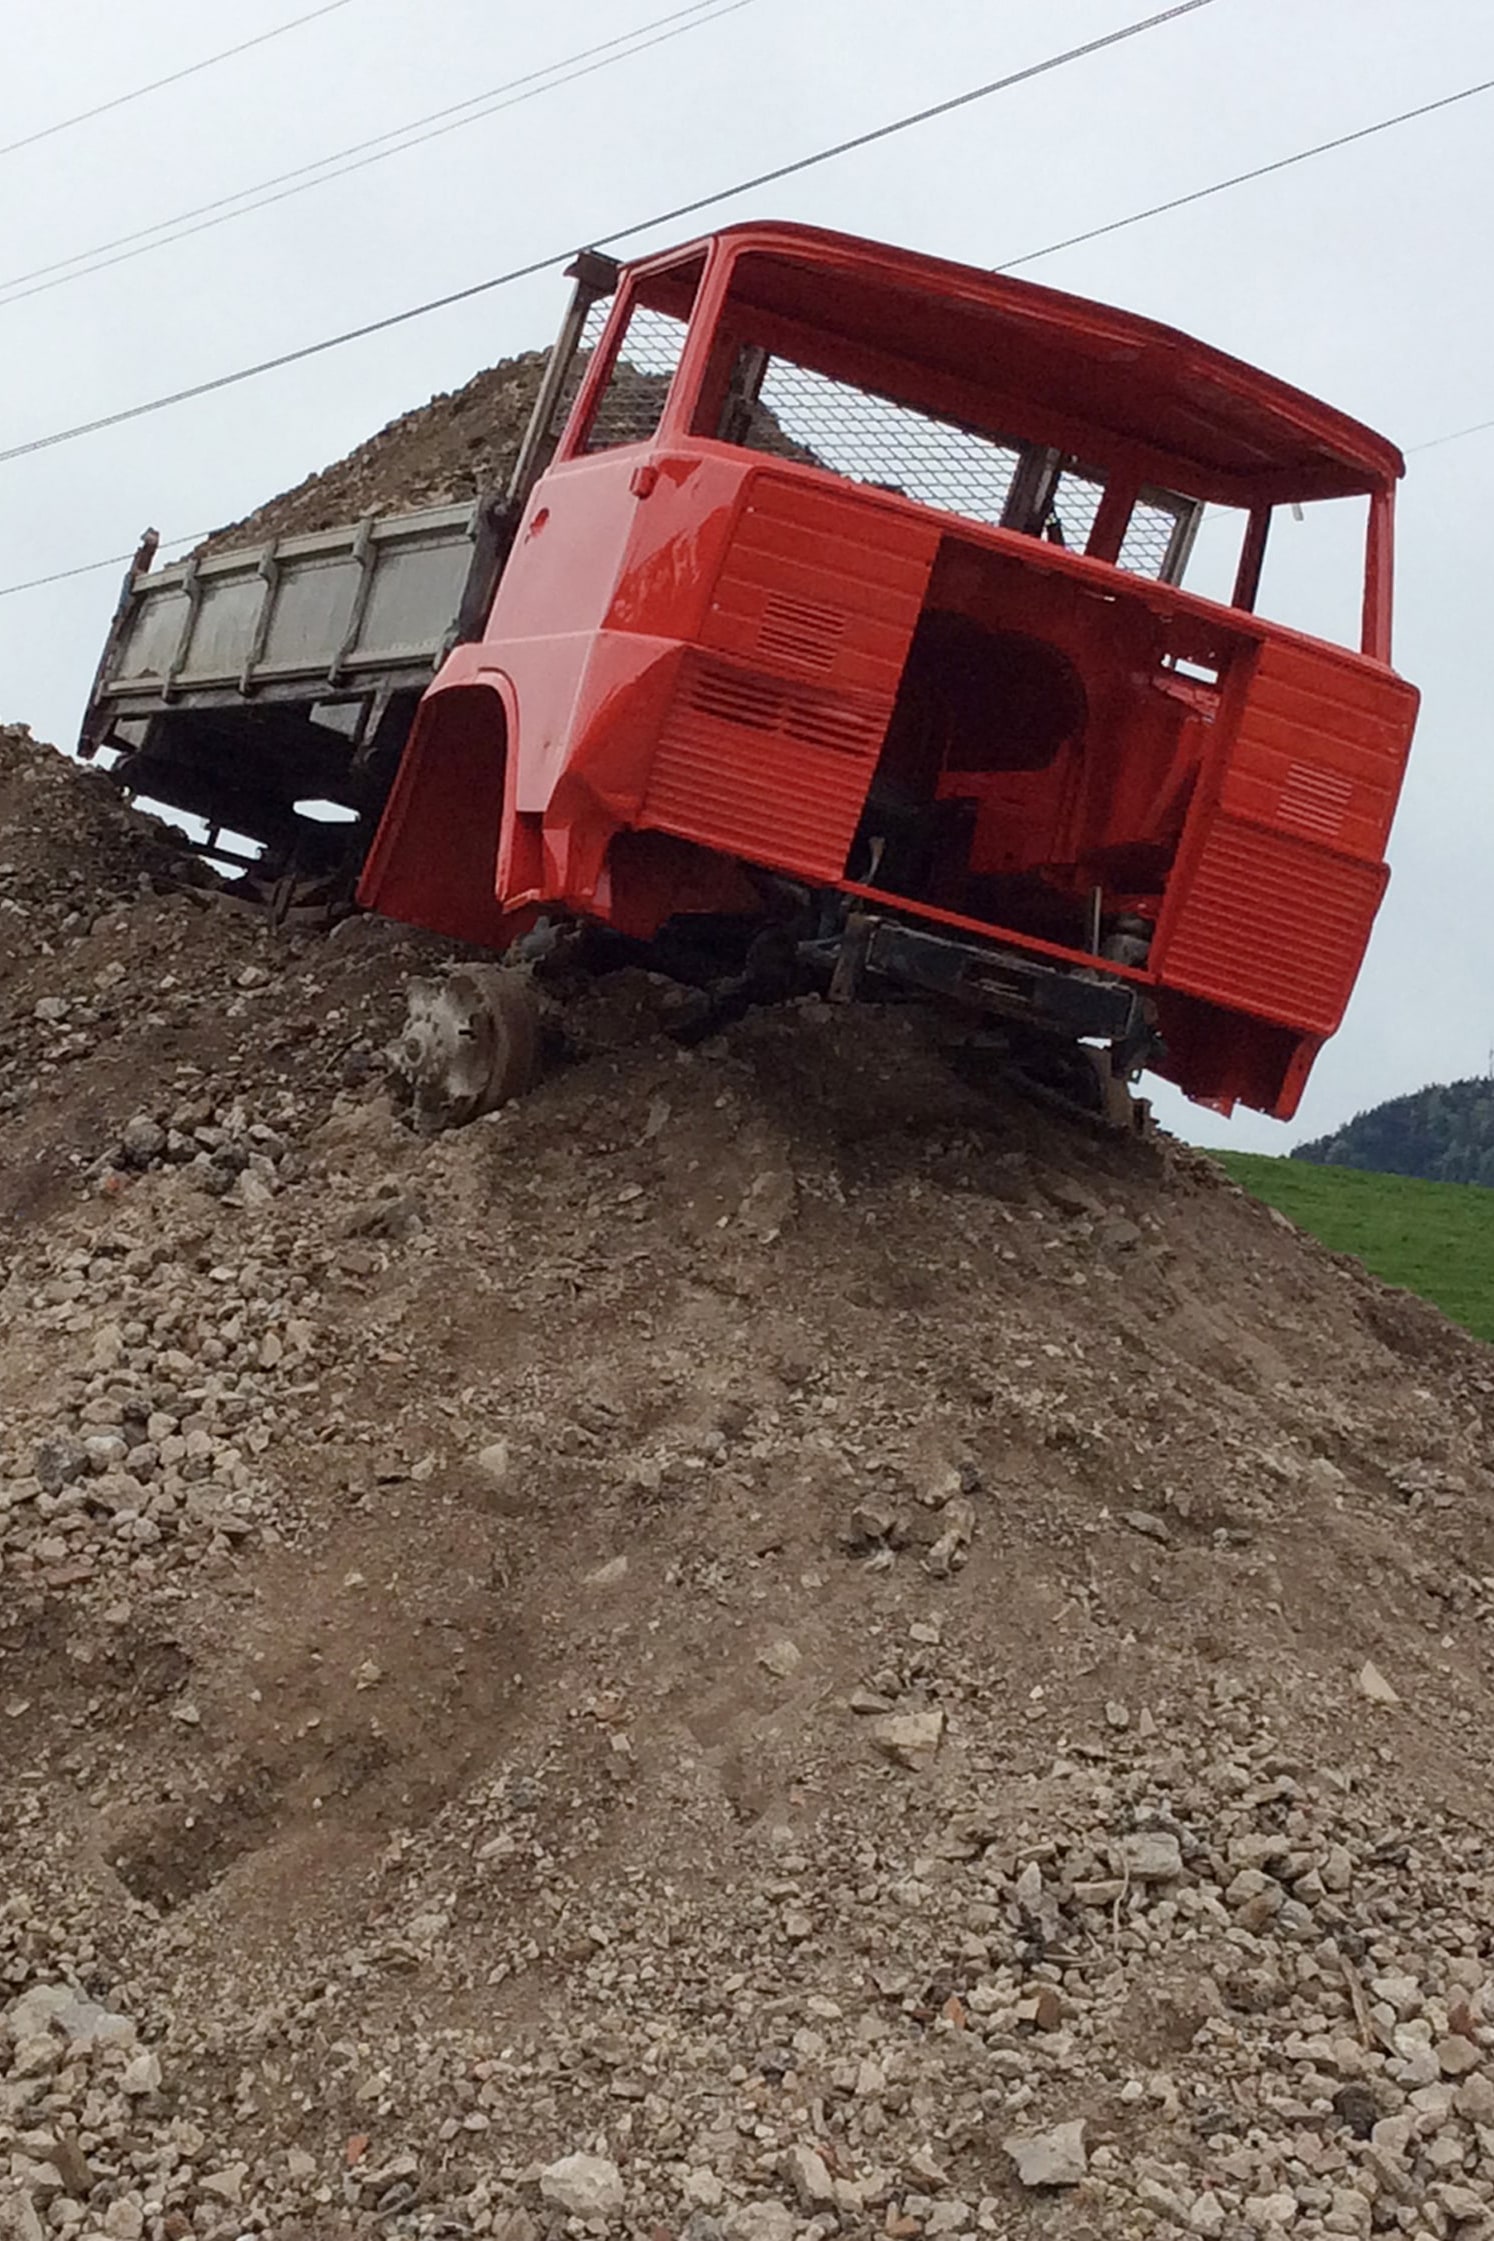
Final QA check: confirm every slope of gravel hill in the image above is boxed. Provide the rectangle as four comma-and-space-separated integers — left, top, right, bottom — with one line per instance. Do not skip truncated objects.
5, 725, 1494, 2241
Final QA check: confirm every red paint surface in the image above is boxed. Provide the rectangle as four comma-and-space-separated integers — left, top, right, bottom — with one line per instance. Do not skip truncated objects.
359, 221, 1420, 1120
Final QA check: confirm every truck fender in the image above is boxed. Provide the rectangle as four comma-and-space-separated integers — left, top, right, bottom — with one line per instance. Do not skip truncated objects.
357, 674, 523, 949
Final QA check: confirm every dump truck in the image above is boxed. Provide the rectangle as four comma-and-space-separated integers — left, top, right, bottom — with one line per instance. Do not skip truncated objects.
81, 221, 1420, 1124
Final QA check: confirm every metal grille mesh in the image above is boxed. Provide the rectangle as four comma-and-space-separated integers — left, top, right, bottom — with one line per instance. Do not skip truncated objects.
549, 302, 1202, 589
1121, 488, 1197, 580
1048, 466, 1105, 552
553, 299, 692, 454
744, 357, 1024, 526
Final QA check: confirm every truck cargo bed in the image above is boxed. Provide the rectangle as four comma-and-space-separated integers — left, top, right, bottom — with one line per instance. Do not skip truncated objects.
79, 498, 506, 901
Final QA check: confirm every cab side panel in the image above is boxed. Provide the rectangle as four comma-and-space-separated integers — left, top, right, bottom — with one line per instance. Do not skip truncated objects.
638, 472, 938, 880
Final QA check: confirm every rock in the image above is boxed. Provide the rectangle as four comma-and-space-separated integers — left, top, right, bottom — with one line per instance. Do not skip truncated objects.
871, 1708, 945, 1769
0, 2195, 45, 2241
539, 2153, 625, 2220
119, 2051, 162, 2096
49, 2138, 95, 2197
476, 1439, 511, 1485
1438, 2034, 1482, 2076
1118, 1829, 1184, 1882
30, 1440, 89, 1494
1356, 1659, 1400, 1705
1332, 2083, 1380, 2136
1187, 2192, 1226, 2238
847, 1496, 903, 1547
585, 1555, 630, 1588
9, 1985, 134, 2049
1122, 1509, 1174, 1545
757, 1638, 802, 1679
118, 1113, 166, 1168
923, 1495, 976, 1577
198, 2165, 246, 2205
103, 2204, 145, 2241
783, 2144, 836, 2209
1004, 2119, 1087, 2188
723, 2205, 796, 2241
1454, 2073, 1494, 2121
739, 1169, 796, 1239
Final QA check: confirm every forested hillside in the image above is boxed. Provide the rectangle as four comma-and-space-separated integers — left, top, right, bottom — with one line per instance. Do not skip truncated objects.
1294, 1074, 1494, 1184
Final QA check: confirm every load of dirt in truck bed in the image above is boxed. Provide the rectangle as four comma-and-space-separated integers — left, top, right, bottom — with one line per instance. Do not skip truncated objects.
193, 355, 554, 558
193, 340, 817, 559
8, 724, 1494, 2241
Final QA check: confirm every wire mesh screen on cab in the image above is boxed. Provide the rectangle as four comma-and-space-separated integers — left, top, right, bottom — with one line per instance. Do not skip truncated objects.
553, 297, 692, 455
731, 353, 1198, 584
748, 356, 1026, 528
554, 293, 1200, 586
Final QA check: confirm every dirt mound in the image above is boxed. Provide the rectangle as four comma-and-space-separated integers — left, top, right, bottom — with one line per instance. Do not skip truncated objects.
7, 730, 1494, 2241
194, 354, 552, 557
193, 338, 815, 560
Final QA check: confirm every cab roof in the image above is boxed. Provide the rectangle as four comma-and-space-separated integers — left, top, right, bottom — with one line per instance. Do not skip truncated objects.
639, 221, 1403, 507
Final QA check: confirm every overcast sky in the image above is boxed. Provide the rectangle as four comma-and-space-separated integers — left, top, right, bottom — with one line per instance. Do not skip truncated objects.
3, 0, 1491, 1151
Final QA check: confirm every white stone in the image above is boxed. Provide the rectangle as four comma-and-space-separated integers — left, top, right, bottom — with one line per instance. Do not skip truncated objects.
539, 2153, 624, 2221
723, 2206, 796, 2241
198, 2165, 246, 2205
757, 1639, 803, 1679
871, 1708, 945, 1768
475, 1439, 511, 1484
120, 2051, 162, 2097
8, 1985, 134, 2049
1356, 1659, 1399, 1705
585, 1556, 630, 1588
1119, 1829, 1184, 1881
1004, 2119, 1087, 2188
783, 2144, 836, 2208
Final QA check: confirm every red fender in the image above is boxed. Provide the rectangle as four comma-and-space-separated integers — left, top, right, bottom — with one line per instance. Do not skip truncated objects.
358, 678, 530, 948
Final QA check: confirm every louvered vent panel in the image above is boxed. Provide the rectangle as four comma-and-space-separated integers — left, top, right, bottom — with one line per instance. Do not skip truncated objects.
1275, 761, 1354, 843
757, 591, 847, 673
643, 654, 887, 880
1159, 815, 1385, 1033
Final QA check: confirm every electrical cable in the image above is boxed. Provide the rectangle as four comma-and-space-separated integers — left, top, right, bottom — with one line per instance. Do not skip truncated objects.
18, 4, 1494, 595
0, 534, 210, 600
0, 0, 359, 161
0, 0, 756, 307
1408, 416, 1494, 455
0, 0, 1218, 471
997, 70, 1494, 272
12, 370, 1494, 603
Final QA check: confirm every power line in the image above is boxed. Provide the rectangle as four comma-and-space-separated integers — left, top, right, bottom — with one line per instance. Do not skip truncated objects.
0, 0, 756, 308
0, 0, 1218, 471
7, 7, 1494, 591
1409, 416, 1494, 456
12, 364, 1494, 603
998, 70, 1494, 272
0, 0, 359, 162
0, 533, 209, 599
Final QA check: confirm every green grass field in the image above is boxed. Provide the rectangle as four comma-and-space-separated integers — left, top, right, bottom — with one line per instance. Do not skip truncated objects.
1216, 1152, 1494, 1347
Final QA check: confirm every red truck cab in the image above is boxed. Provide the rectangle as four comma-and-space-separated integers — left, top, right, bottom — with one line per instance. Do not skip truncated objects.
361, 220, 1419, 1120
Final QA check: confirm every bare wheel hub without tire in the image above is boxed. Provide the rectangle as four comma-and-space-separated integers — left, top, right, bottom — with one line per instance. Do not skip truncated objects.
392, 967, 541, 1128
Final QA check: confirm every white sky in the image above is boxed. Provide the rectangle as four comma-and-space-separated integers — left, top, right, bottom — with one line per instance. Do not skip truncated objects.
3, 0, 1491, 1153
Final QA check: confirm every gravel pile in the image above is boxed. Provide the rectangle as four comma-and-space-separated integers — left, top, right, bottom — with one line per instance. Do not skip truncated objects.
192, 356, 552, 557
5, 728, 1494, 2241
